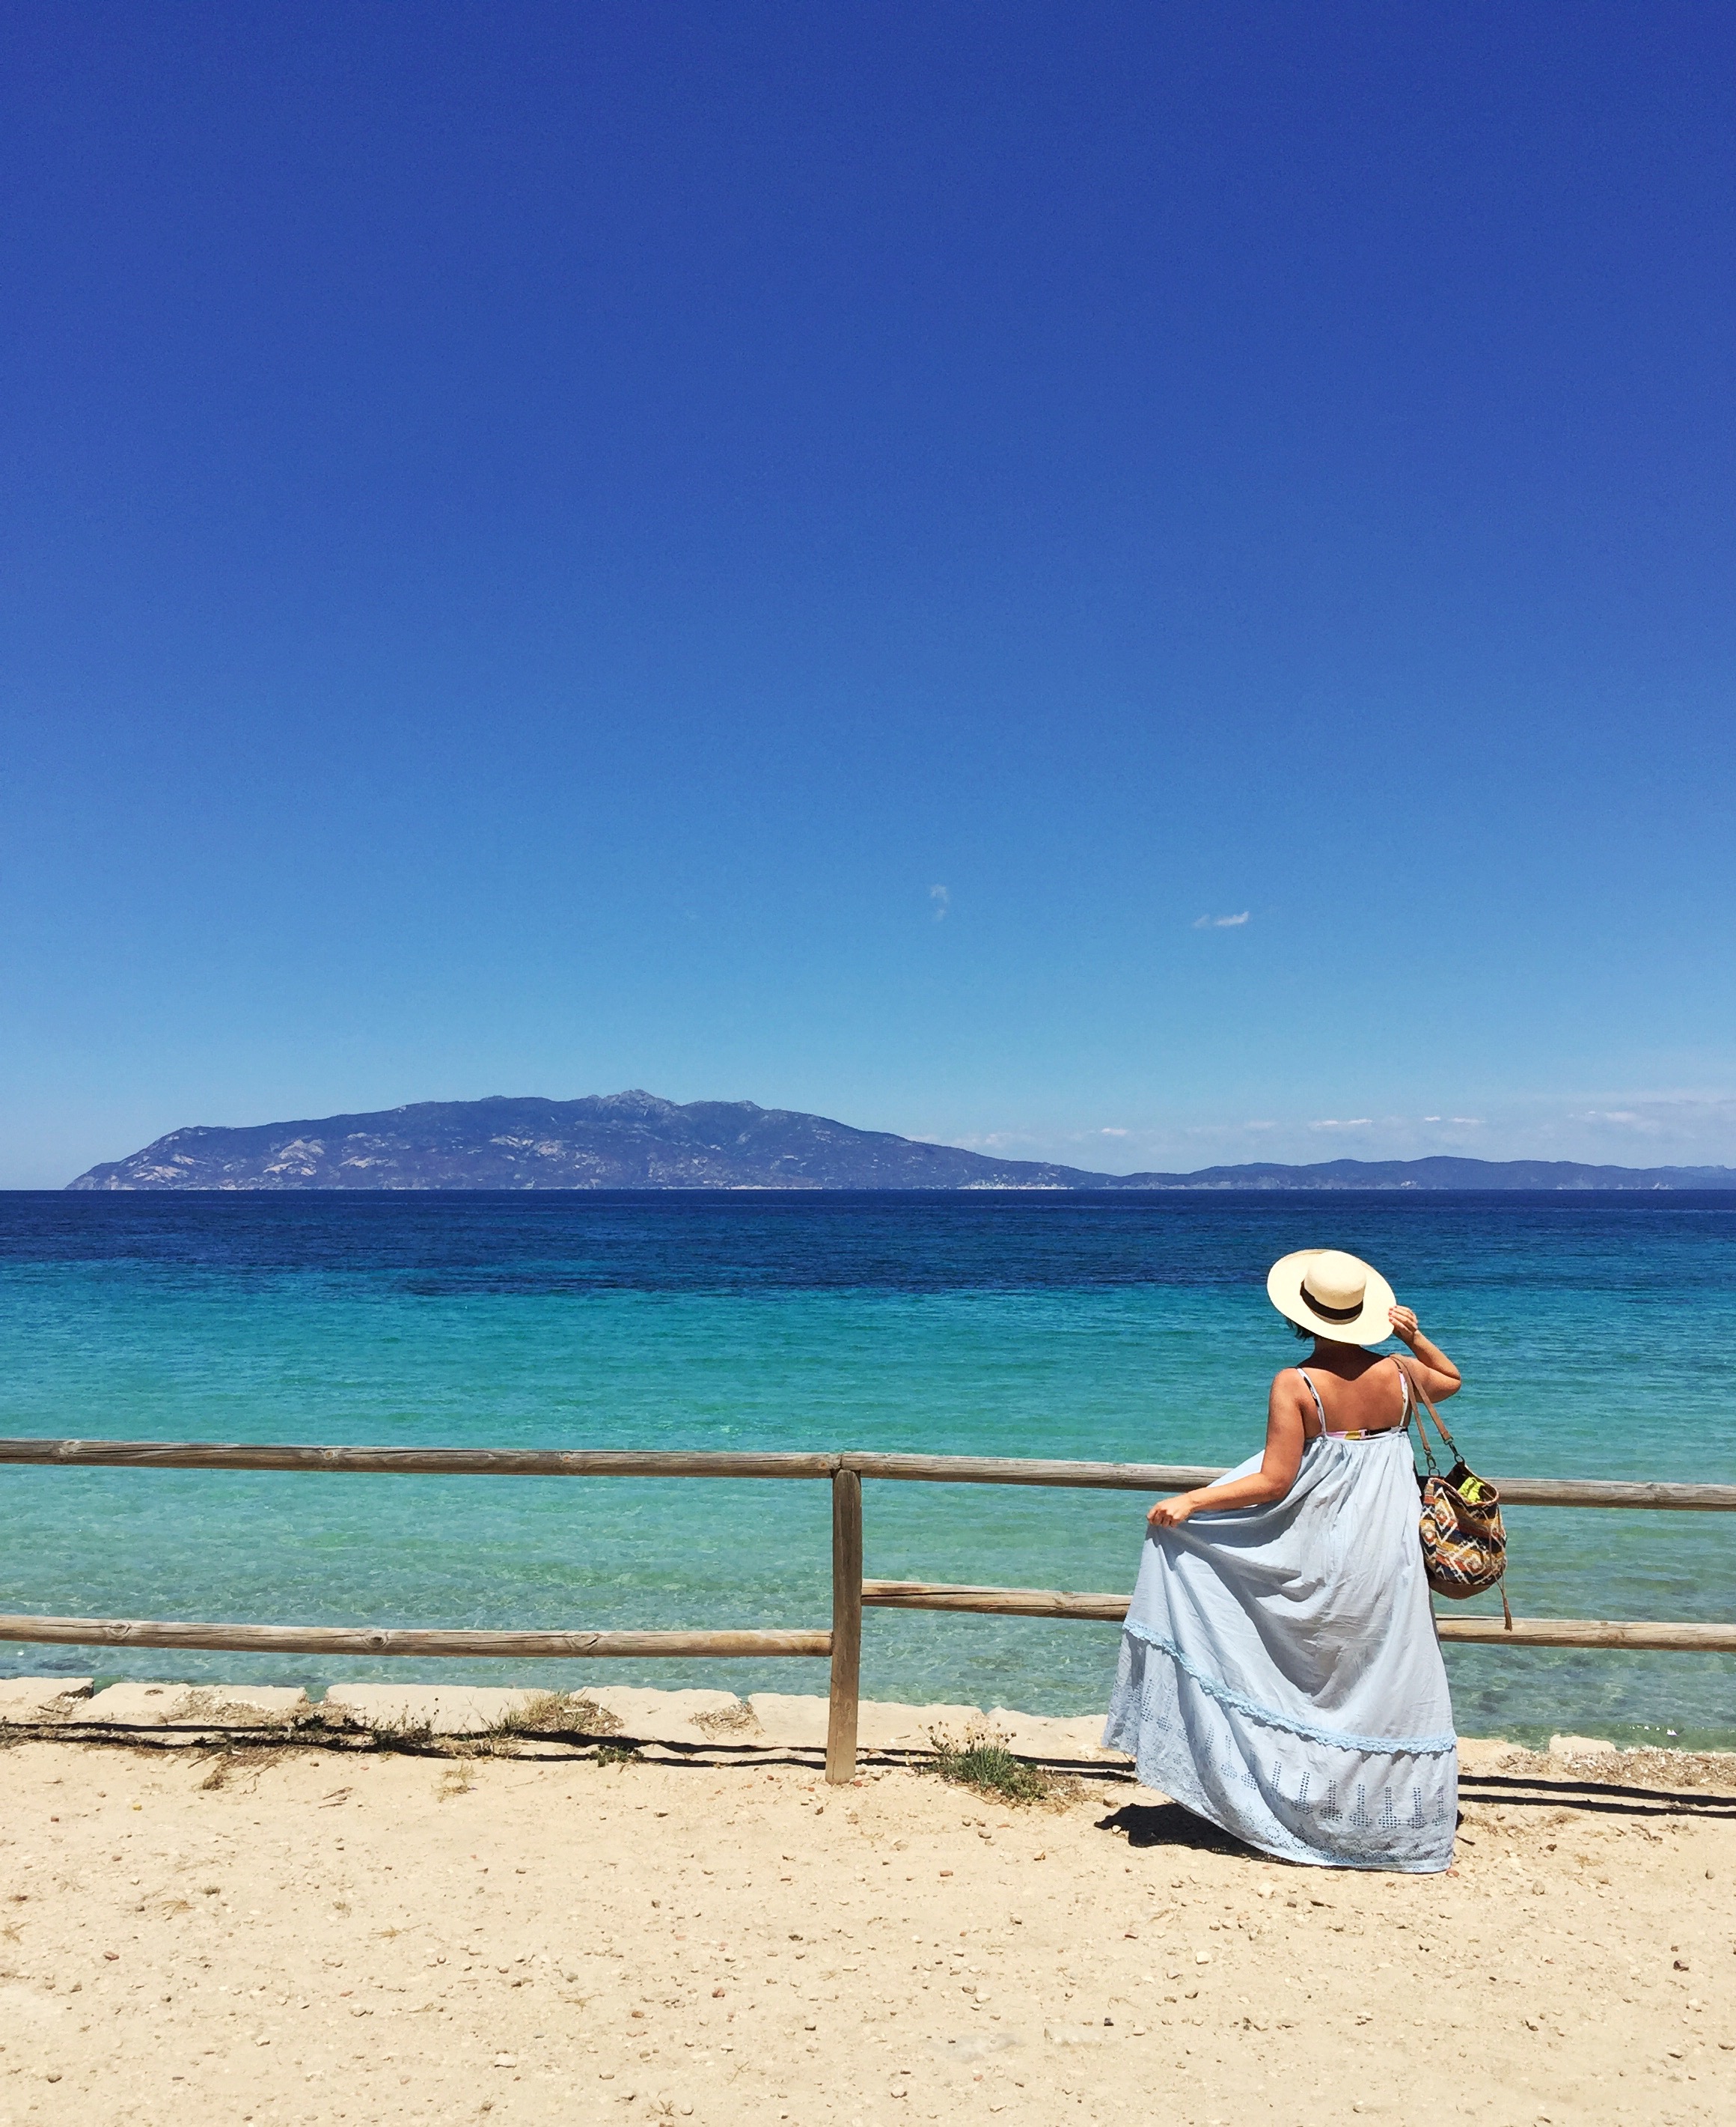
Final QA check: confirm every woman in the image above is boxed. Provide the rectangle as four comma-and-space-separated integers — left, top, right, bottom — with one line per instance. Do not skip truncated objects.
1102, 1248, 1464, 1872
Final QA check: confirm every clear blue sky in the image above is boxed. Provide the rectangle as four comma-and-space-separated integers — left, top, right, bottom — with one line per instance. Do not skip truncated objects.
4, 2, 1734, 1186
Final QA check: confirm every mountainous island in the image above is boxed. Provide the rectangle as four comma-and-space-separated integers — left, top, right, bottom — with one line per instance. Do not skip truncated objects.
64, 1092, 1736, 1191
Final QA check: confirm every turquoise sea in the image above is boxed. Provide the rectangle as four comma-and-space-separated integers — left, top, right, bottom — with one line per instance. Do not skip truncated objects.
1, 1191, 1731, 1748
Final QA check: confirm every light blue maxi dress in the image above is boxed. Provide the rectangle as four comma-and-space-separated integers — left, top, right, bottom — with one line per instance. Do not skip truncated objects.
1102, 1371, 1458, 1872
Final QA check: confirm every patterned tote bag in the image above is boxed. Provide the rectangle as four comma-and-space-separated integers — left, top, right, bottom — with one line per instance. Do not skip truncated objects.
1401, 1361, 1513, 1631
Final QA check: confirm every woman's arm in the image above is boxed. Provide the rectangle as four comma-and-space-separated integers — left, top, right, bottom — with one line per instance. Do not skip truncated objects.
1388, 1305, 1462, 1400
1147, 1373, 1309, 1529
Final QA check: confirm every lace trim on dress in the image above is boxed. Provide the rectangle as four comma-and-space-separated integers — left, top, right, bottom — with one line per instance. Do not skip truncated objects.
1120, 1618, 1458, 1757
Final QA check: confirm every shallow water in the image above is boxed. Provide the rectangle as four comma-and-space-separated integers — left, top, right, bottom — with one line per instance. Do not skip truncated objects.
1, 1191, 1731, 1746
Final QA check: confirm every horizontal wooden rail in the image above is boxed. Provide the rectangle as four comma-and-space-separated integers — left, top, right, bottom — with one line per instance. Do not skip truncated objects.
864, 1578, 1128, 1620
0, 1440, 1225, 1490
851, 1456, 1736, 1507
0, 1441, 840, 1480
1428, 1617, 1735, 1650
861, 1580, 1736, 1653
847, 1461, 1736, 1509
0, 1438, 1731, 1508
0, 1614, 831, 1660
846, 1453, 1229, 1492
1470, 1477, 1736, 1511
849, 1454, 1736, 1508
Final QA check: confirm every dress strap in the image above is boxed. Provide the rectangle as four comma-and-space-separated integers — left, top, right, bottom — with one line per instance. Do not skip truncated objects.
1296, 1367, 1327, 1438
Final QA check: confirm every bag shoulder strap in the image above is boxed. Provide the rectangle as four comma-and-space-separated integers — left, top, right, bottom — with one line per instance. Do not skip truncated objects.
1396, 1358, 1458, 1472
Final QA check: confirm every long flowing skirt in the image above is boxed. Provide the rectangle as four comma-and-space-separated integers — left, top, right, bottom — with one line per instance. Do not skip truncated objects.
1101, 1429, 1458, 1871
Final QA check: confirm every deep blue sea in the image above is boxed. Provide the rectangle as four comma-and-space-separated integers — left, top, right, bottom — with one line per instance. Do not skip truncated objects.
1, 1191, 1732, 1747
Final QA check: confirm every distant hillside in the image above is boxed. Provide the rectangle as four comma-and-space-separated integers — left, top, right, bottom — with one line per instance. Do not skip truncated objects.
64, 1093, 1736, 1191
1110, 1155, 1736, 1191
64, 1093, 1104, 1191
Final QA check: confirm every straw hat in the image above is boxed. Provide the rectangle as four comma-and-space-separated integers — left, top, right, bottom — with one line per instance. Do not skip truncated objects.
1266, 1248, 1396, 1347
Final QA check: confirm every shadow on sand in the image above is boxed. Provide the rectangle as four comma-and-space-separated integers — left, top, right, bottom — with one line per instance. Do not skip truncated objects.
1094, 1800, 1258, 1858
1459, 1772, 1736, 1820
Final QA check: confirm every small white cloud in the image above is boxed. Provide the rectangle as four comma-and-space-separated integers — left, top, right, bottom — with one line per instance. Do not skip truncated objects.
1309, 1117, 1372, 1130
1450, 1117, 1484, 1126
929, 884, 949, 922
1193, 911, 1250, 929
1099, 1126, 1128, 1137
1422, 1115, 1441, 1123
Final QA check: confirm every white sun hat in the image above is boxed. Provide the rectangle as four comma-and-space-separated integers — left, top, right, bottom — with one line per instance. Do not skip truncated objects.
1266, 1248, 1397, 1347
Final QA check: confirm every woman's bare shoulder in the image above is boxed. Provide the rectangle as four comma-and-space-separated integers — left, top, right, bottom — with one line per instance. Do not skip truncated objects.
1363, 1352, 1413, 1395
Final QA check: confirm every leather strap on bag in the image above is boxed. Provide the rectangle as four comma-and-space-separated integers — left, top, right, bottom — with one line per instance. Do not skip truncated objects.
1397, 1358, 1458, 1474
1397, 1358, 1514, 1632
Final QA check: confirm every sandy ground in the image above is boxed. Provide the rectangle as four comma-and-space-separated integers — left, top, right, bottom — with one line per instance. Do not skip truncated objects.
1, 1685, 1733, 2127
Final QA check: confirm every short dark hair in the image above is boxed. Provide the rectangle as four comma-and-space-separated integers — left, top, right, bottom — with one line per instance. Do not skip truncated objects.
1290, 1319, 1313, 1342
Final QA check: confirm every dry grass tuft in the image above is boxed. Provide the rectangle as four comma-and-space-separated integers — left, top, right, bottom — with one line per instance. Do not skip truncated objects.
694, 1699, 761, 1739
927, 1725, 1052, 1805
493, 1691, 622, 1739
174, 1689, 296, 1730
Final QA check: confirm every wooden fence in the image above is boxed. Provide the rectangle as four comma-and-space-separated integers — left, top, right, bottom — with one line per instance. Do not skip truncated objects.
0, 1437, 1732, 1783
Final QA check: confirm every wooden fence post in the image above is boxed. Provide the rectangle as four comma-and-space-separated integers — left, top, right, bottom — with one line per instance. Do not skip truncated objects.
825, 1467, 863, 1784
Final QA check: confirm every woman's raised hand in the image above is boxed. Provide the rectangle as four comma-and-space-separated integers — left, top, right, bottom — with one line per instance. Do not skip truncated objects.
1387, 1304, 1461, 1391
